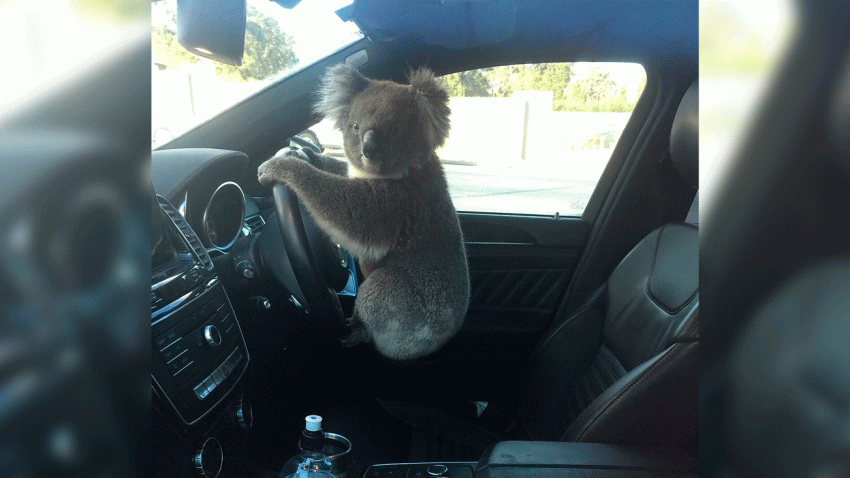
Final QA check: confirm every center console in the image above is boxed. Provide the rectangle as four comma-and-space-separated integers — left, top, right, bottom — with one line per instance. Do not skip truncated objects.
152, 195, 254, 478
152, 195, 250, 426
152, 275, 248, 425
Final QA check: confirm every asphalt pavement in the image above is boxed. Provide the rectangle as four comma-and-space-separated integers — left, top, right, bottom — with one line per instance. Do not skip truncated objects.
443, 161, 604, 216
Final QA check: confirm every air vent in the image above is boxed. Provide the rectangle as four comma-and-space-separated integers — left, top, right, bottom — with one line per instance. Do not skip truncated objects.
157, 195, 213, 270
244, 214, 265, 234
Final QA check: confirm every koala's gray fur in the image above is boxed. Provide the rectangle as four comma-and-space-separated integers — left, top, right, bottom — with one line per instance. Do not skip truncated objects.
258, 64, 469, 360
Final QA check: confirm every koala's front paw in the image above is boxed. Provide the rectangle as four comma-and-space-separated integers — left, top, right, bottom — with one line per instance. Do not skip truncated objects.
273, 146, 311, 163
256, 158, 277, 186
257, 155, 293, 186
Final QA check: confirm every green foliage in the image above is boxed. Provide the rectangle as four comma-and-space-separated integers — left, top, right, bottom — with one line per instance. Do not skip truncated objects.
485, 63, 574, 100
440, 70, 490, 97
151, 6, 298, 83
153, 24, 199, 69
214, 6, 298, 82
441, 63, 640, 113
557, 68, 637, 112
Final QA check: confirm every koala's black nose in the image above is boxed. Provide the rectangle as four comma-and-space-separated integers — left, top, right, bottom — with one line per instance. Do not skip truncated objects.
361, 129, 381, 162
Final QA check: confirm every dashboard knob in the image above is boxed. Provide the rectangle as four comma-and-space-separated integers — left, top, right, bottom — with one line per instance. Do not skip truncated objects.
252, 296, 271, 310
427, 464, 448, 476
236, 260, 256, 279
204, 325, 222, 347
235, 395, 253, 430
193, 437, 223, 478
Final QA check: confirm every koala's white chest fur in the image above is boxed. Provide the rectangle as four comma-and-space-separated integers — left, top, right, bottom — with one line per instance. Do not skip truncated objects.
312, 213, 390, 262
347, 160, 408, 180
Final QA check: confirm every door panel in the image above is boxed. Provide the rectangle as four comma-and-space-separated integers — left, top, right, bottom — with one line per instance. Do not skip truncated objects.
368, 214, 590, 403
460, 214, 589, 355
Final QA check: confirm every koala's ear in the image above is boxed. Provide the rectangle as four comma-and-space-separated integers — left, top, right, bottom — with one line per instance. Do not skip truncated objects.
409, 68, 451, 149
314, 64, 370, 130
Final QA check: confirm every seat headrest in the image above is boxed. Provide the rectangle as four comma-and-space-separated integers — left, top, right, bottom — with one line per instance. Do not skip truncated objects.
670, 81, 698, 189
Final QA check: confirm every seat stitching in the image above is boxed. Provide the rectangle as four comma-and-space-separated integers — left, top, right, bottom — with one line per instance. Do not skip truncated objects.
521, 289, 605, 435
573, 342, 681, 441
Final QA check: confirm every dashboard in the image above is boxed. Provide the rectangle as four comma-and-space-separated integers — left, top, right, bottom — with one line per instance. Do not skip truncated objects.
151, 148, 265, 477
151, 194, 249, 425
150, 147, 356, 477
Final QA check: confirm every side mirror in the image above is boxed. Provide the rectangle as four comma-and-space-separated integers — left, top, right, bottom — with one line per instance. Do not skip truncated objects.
176, 0, 246, 66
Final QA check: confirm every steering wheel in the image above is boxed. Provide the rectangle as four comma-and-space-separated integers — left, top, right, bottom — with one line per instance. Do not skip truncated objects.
260, 138, 351, 333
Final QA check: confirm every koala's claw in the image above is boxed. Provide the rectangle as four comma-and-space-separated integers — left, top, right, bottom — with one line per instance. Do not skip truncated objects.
340, 320, 367, 348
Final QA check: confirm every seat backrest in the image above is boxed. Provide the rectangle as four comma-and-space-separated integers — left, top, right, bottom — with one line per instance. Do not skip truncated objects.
518, 80, 699, 450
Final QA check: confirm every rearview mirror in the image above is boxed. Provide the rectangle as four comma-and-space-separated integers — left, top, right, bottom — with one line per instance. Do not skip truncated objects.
176, 0, 246, 66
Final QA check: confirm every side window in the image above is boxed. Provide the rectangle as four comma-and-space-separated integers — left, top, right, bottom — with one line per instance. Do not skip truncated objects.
439, 63, 646, 216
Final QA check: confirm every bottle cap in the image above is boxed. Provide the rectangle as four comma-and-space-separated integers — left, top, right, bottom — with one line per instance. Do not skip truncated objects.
305, 415, 322, 432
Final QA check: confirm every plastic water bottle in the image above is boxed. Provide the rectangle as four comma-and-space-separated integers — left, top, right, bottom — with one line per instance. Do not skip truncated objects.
280, 415, 337, 478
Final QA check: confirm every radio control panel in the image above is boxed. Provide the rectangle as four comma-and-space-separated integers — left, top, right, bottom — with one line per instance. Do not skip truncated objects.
152, 277, 248, 425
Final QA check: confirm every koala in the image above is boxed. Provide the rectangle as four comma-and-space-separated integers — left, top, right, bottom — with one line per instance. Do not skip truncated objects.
257, 64, 469, 361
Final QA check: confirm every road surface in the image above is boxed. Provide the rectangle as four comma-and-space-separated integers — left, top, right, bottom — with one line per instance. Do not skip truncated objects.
444, 162, 603, 216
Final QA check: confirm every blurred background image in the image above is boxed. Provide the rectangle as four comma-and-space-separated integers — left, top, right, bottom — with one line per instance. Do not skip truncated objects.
0, 1, 150, 477
701, 1, 850, 477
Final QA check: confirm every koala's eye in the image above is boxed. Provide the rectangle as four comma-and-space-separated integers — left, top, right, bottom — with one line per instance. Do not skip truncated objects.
352, 123, 359, 133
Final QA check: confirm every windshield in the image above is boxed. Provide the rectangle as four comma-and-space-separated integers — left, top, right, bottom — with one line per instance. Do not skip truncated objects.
151, 0, 362, 148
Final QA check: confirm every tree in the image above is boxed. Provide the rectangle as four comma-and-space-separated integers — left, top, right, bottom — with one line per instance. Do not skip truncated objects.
151, 5, 298, 82
483, 63, 573, 100
575, 67, 619, 103
214, 6, 298, 82
559, 67, 638, 112
440, 70, 490, 97
484, 65, 517, 97
153, 24, 199, 69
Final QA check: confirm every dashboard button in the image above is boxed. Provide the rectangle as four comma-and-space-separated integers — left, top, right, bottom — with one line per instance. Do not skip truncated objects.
194, 383, 209, 399
173, 315, 194, 337
203, 376, 217, 394
161, 339, 186, 363
172, 363, 198, 388
187, 327, 206, 350
155, 329, 180, 351
167, 351, 192, 374
200, 303, 216, 320
154, 333, 170, 350
211, 369, 225, 385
